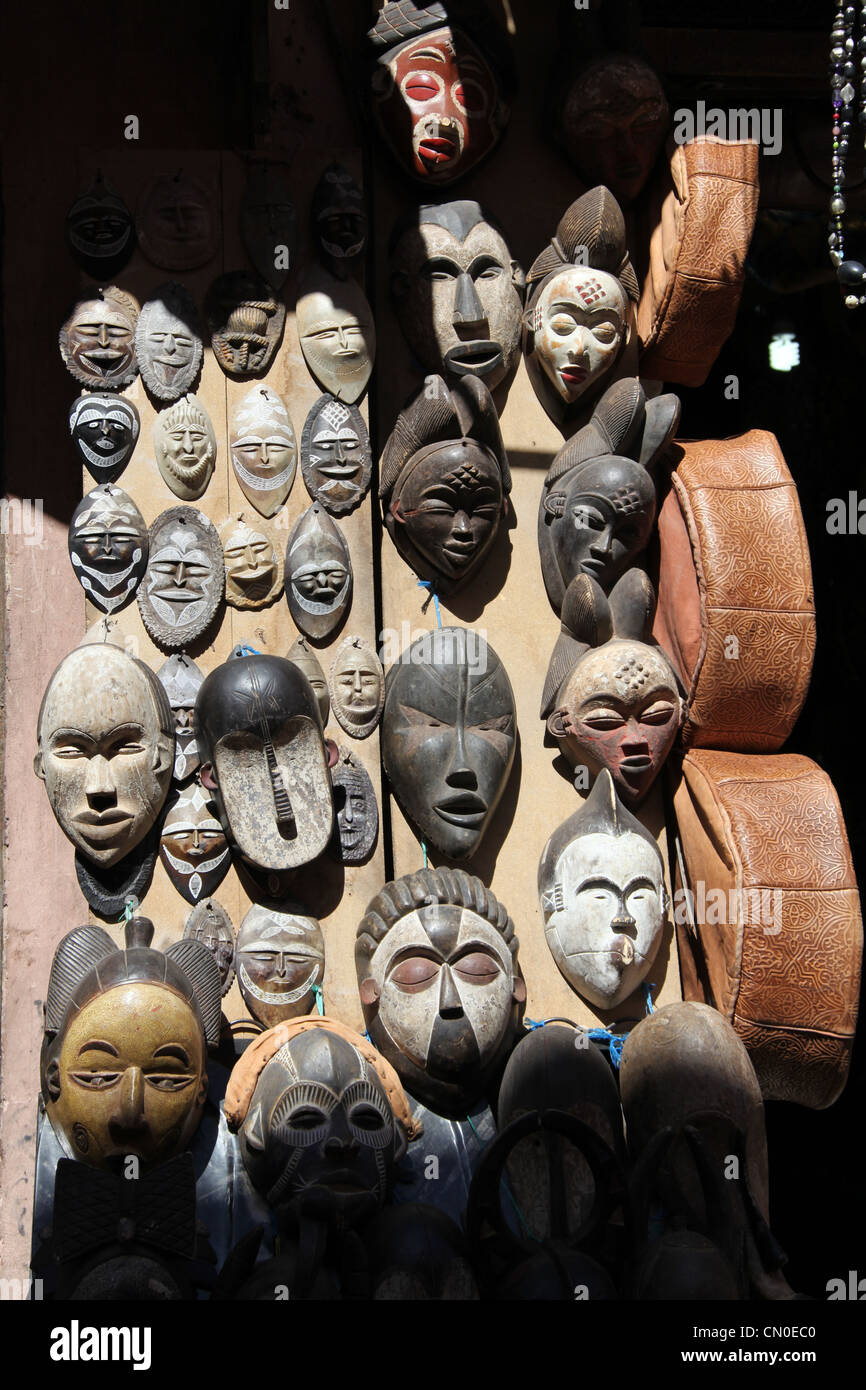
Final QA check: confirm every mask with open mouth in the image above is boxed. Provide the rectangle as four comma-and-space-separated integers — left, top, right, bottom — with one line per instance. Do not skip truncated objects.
296, 271, 375, 405
229, 384, 297, 518
301, 394, 371, 515
329, 747, 378, 864
68, 485, 148, 616
138, 506, 224, 650
222, 517, 283, 610
389, 200, 524, 392
69, 393, 140, 484
152, 394, 217, 502
156, 654, 205, 782
240, 161, 297, 292
205, 271, 286, 379
135, 283, 203, 402
311, 163, 367, 279
367, 4, 510, 186
136, 171, 218, 271
195, 652, 334, 873
382, 625, 515, 860
65, 172, 135, 277
59, 285, 140, 390
284, 503, 353, 641
159, 781, 231, 905
236, 903, 325, 1028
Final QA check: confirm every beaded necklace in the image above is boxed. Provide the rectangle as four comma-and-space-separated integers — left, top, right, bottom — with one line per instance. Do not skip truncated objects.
830, 2, 866, 306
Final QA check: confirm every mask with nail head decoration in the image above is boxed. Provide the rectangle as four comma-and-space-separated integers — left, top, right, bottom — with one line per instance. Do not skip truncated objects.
284, 503, 353, 641
222, 518, 283, 610
382, 626, 515, 860
296, 272, 375, 405
137, 172, 218, 271
236, 904, 325, 1028
240, 162, 297, 291
159, 782, 231, 906
69, 393, 140, 484
34, 642, 174, 868
329, 637, 384, 740
301, 394, 372, 515
330, 747, 378, 865
312, 163, 367, 279
356, 868, 525, 1116
367, 3, 510, 186
42, 916, 220, 1169
65, 172, 135, 277
68, 485, 148, 616
137, 507, 224, 650
539, 769, 666, 1009
59, 286, 140, 391
156, 654, 205, 782
205, 271, 286, 379
135, 283, 203, 402
229, 385, 297, 518
287, 637, 329, 727
195, 653, 334, 872
184, 899, 236, 996
152, 395, 217, 502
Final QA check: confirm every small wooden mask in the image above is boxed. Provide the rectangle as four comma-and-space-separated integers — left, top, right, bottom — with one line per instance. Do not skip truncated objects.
311, 163, 366, 279
183, 898, 236, 996
222, 517, 283, 610
205, 271, 286, 379
329, 636, 384, 740
287, 636, 329, 727
229, 384, 297, 518
135, 283, 203, 402
296, 271, 375, 404
329, 747, 378, 865
301, 394, 372, 515
65, 172, 135, 278
68, 485, 148, 615
69, 393, 140, 484
138, 507, 224, 650
159, 781, 231, 905
240, 162, 297, 291
59, 286, 140, 391
156, 654, 205, 782
236, 903, 325, 1028
284, 503, 353, 641
136, 171, 218, 271
153, 394, 217, 501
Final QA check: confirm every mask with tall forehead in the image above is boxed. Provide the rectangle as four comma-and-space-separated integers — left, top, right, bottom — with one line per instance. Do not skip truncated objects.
205, 272, 286, 379
329, 747, 378, 865
311, 163, 367, 279
539, 770, 666, 1009
380, 375, 510, 593
296, 273, 375, 404
135, 283, 203, 402
68, 485, 148, 615
59, 286, 140, 390
382, 626, 515, 860
240, 162, 297, 291
196, 653, 334, 872
229, 385, 297, 518
152, 394, 217, 502
65, 172, 135, 277
35, 643, 174, 868
222, 518, 283, 610
156, 654, 205, 782
138, 507, 224, 650
159, 782, 231, 905
69, 393, 140, 484
390, 201, 524, 391
329, 636, 384, 740
284, 503, 353, 641
42, 916, 220, 1169
287, 636, 329, 726
183, 899, 236, 995
301, 395, 372, 515
368, 5, 509, 185
136, 172, 218, 271
236, 904, 325, 1028
356, 868, 524, 1116
556, 54, 669, 208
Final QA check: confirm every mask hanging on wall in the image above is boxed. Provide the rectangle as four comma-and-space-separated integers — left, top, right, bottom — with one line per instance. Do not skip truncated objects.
284, 503, 353, 641
183, 898, 236, 996
159, 782, 231, 906
42, 915, 220, 1169
329, 637, 384, 740
68, 485, 148, 615
356, 867, 525, 1117
240, 162, 297, 291
301, 394, 372, 515
382, 626, 515, 860
35, 641, 174, 867
138, 507, 224, 650
287, 636, 329, 727
205, 271, 286, 379
329, 747, 378, 865
65, 171, 135, 278
389, 201, 525, 392
367, 3, 511, 186
296, 271, 375, 404
229, 384, 297, 518
59, 286, 140, 391
156, 654, 205, 782
74, 823, 162, 922
152, 394, 217, 502
135, 283, 203, 402
69, 393, 140, 485
235, 903, 325, 1028
196, 653, 334, 872
137, 171, 218, 271
222, 517, 283, 609
538, 769, 667, 1009
380, 375, 510, 593
311, 163, 367, 280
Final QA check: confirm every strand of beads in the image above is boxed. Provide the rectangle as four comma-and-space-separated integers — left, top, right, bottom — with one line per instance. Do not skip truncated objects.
830, 3, 866, 306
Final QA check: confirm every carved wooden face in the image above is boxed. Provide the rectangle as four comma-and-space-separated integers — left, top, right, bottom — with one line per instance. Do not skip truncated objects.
65, 174, 135, 275
240, 163, 297, 290
558, 56, 669, 206
184, 900, 235, 995
135, 285, 203, 401
541, 829, 665, 1008
330, 752, 378, 864
530, 270, 627, 406
153, 395, 216, 501
390, 208, 523, 390
35, 645, 173, 867
296, 279, 375, 404
69, 394, 140, 483
206, 272, 286, 378
550, 640, 682, 805
301, 396, 371, 515
373, 26, 506, 184
382, 628, 515, 859
59, 288, 139, 390
137, 173, 217, 270
159, 783, 230, 905
47, 982, 206, 1167
68, 486, 148, 615
285, 504, 353, 641
229, 385, 297, 518
156, 654, 204, 781
388, 439, 504, 587
543, 457, 656, 598
312, 164, 367, 275
330, 638, 384, 739
139, 509, 223, 649
287, 637, 329, 726
223, 521, 282, 609
236, 906, 325, 1028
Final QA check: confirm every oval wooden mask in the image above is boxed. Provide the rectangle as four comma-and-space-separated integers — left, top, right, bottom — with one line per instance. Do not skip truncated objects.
184, 898, 236, 996
135, 282, 203, 402
138, 506, 224, 650
229, 385, 297, 517
287, 636, 329, 726
222, 517, 283, 609
301, 394, 372, 515
160, 782, 231, 906
156, 653, 205, 782
330, 747, 378, 864
311, 163, 366, 279
240, 162, 297, 291
236, 903, 325, 1028
68, 485, 148, 615
284, 503, 352, 640
137, 171, 218, 271
65, 172, 135, 278
296, 271, 375, 404
69, 393, 140, 484
59, 286, 140, 391
329, 636, 384, 739
205, 271, 286, 379
153, 394, 217, 502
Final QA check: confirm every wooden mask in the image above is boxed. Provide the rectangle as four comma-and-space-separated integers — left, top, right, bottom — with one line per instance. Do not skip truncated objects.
356, 868, 525, 1117
138, 507, 224, 650
69, 393, 140, 484
287, 636, 329, 727
554, 54, 669, 208
222, 517, 283, 610
301, 394, 372, 515
229, 384, 297, 518
296, 271, 375, 405
284, 503, 353, 641
159, 781, 231, 906
329, 748, 378, 865
205, 271, 286, 379
329, 636, 384, 740
35, 642, 174, 868
311, 163, 367, 280
68, 484, 148, 615
183, 898, 236, 996
156, 653, 205, 782
136, 171, 218, 271
135, 283, 203, 402
59, 286, 140, 391
236, 903, 325, 1028
240, 162, 297, 291
65, 172, 135, 278
152, 394, 217, 501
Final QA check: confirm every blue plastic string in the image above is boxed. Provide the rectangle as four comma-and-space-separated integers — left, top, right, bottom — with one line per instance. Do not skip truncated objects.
237, 643, 261, 657
525, 986, 656, 1070
421, 840, 428, 868
311, 983, 324, 1017
417, 580, 442, 629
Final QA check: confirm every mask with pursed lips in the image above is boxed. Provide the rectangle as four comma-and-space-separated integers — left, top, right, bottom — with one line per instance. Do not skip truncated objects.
329, 747, 378, 865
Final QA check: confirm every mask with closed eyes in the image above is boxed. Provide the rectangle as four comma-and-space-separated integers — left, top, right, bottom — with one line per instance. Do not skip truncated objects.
159, 782, 231, 906
135, 283, 203, 402
69, 394, 140, 484
59, 286, 140, 391
284, 503, 353, 641
236, 904, 325, 1028
68, 485, 148, 616
296, 273, 375, 405
137, 507, 224, 650
229, 385, 297, 518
